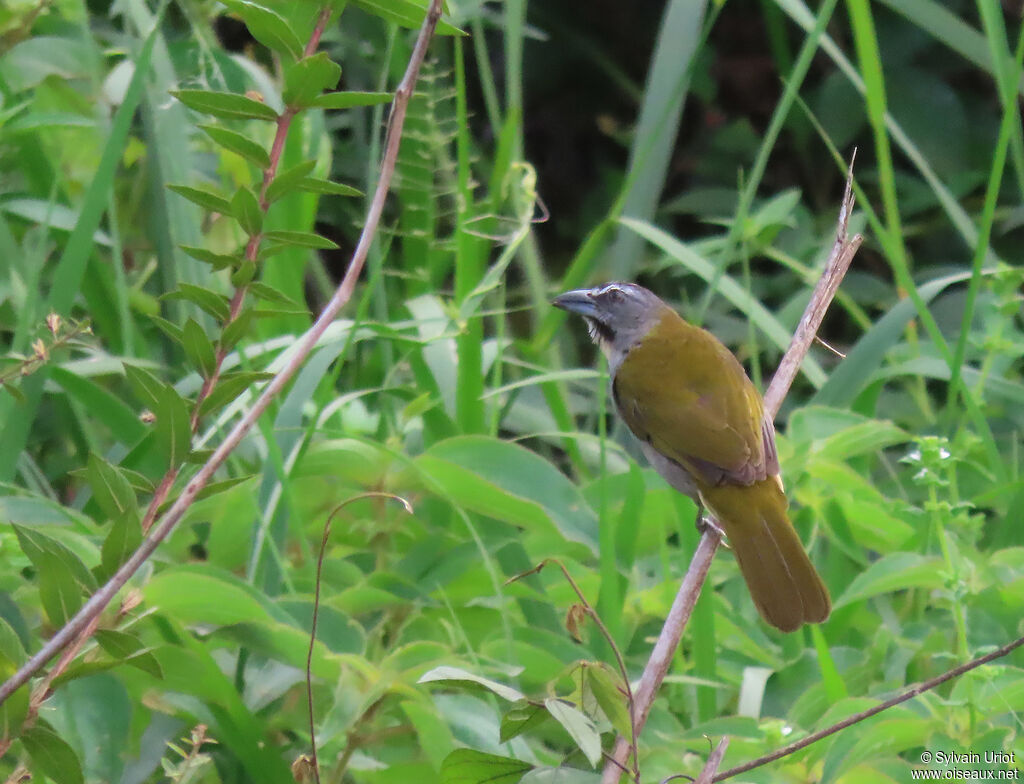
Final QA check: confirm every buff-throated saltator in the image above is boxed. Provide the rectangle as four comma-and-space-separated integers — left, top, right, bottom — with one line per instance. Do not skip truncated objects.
554, 282, 830, 632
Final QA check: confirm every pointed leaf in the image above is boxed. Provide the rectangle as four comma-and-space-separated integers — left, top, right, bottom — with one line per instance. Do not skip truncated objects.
21, 725, 84, 784
221, 308, 255, 352
221, 0, 304, 60
199, 124, 271, 168
171, 89, 278, 121
93, 629, 163, 678
298, 177, 361, 197
230, 259, 257, 286
264, 159, 317, 203
167, 183, 232, 214
584, 664, 632, 740
12, 525, 96, 627
85, 454, 138, 521
440, 749, 532, 784
179, 245, 241, 270
198, 371, 274, 417
311, 90, 393, 110
122, 364, 164, 410
350, 0, 464, 35
262, 229, 338, 249
418, 665, 525, 702
162, 283, 231, 321
283, 52, 342, 108
100, 512, 142, 579
835, 554, 945, 608
544, 699, 601, 768
248, 281, 302, 306
153, 383, 192, 467
182, 318, 217, 377
149, 315, 184, 346
232, 187, 262, 235
500, 702, 550, 743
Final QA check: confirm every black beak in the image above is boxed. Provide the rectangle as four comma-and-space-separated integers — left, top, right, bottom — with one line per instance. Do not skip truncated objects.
552, 288, 599, 319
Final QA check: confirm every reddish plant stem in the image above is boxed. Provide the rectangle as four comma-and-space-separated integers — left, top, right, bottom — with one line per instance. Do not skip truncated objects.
0, 0, 442, 725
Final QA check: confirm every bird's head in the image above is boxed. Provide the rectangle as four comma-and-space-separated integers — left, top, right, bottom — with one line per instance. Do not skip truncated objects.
552, 282, 668, 364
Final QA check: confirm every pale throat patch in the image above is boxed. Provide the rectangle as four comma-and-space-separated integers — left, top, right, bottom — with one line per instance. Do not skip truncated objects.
585, 318, 614, 359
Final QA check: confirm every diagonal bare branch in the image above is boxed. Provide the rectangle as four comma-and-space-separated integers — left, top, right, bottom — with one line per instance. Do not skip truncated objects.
601, 154, 862, 783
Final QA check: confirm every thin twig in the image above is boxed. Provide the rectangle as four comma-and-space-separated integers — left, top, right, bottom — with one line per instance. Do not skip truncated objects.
601, 155, 861, 783
0, 11, 341, 750
306, 494, 412, 784
695, 738, 730, 784
509, 559, 640, 780
0, 0, 444, 711
713, 632, 1024, 781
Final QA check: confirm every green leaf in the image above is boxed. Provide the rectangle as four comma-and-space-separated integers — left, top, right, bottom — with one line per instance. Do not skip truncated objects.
145, 566, 275, 626
149, 315, 184, 346
221, 308, 255, 352
100, 512, 142, 579
167, 183, 233, 214
12, 525, 96, 627
153, 382, 192, 468
162, 283, 231, 321
179, 245, 241, 270
583, 663, 632, 740
544, 699, 601, 768
232, 187, 263, 235
0, 617, 29, 741
194, 475, 259, 502
231, 259, 257, 286
261, 229, 339, 249
418, 665, 526, 702
440, 749, 532, 784
171, 89, 278, 121
350, 0, 464, 35
413, 436, 598, 551
297, 176, 362, 197
264, 159, 316, 203
197, 371, 274, 417
50, 367, 147, 447
248, 281, 302, 306
221, 0, 304, 60
500, 703, 550, 743
21, 724, 84, 784
835, 553, 946, 608
283, 52, 342, 108
93, 630, 162, 679
311, 90, 393, 110
85, 454, 138, 521
122, 364, 164, 410
199, 124, 271, 168
182, 317, 218, 377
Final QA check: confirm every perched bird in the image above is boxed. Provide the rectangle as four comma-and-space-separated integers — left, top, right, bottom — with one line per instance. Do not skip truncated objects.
554, 282, 830, 632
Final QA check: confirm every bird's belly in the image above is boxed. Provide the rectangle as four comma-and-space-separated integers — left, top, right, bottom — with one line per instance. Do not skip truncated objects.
639, 441, 700, 500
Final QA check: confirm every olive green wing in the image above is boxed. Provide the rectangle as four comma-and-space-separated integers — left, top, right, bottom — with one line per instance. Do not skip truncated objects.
612, 315, 773, 486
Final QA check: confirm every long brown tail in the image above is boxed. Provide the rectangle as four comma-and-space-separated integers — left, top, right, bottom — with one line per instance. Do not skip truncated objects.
700, 478, 830, 632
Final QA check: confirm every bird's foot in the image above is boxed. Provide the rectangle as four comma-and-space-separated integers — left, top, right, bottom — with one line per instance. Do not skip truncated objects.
696, 511, 726, 540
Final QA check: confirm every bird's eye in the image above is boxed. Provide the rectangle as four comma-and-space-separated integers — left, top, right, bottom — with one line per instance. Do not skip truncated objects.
603, 286, 624, 303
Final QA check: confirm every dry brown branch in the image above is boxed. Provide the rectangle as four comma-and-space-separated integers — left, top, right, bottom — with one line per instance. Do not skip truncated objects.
713, 631, 1024, 780
696, 738, 730, 784
601, 155, 862, 783
0, 0, 444, 712
306, 494, 413, 784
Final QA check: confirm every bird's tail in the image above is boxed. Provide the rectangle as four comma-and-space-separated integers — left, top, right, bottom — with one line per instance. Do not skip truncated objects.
700, 478, 830, 632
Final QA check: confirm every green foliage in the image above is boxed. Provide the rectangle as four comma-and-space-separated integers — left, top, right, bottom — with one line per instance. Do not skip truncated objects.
1, 0, 1023, 783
